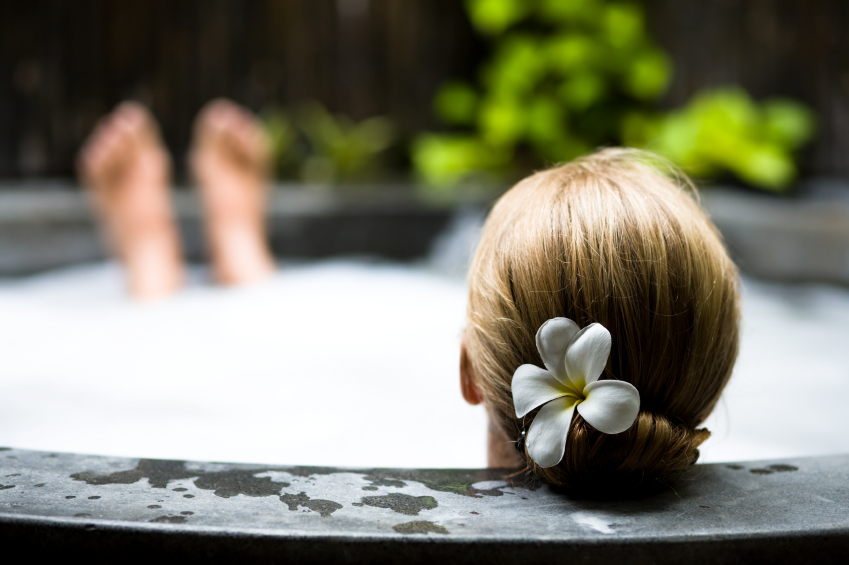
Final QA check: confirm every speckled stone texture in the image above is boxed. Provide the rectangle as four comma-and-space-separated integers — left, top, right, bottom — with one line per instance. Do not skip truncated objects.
1, 448, 847, 563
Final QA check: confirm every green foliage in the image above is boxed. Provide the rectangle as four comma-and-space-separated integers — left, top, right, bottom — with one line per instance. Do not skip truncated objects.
262, 111, 299, 175
435, 82, 479, 125
414, 0, 672, 188
466, 0, 530, 35
414, 0, 815, 192
622, 88, 815, 190
411, 135, 505, 190
261, 102, 396, 185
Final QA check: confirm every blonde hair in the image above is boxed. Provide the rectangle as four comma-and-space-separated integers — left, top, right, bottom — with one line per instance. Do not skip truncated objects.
464, 148, 740, 494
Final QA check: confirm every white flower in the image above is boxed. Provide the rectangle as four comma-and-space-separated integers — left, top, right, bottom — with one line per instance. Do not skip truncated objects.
512, 318, 640, 468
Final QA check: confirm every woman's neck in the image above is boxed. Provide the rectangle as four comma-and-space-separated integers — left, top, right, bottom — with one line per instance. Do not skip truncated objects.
487, 414, 525, 469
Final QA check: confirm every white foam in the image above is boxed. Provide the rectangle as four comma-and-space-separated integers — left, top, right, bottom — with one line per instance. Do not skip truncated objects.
0, 260, 486, 468
699, 277, 849, 462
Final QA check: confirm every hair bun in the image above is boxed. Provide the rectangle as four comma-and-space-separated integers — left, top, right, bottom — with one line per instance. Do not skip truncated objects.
532, 412, 710, 496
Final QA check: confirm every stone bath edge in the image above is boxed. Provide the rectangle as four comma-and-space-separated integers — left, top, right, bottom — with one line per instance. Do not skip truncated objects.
0, 447, 847, 563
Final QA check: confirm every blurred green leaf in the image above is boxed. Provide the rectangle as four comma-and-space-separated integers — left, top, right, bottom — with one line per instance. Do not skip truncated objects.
435, 82, 479, 125
260, 109, 300, 176
546, 34, 598, 74
353, 116, 395, 152
527, 95, 567, 146
477, 95, 525, 147
603, 3, 644, 48
558, 73, 606, 110
620, 111, 660, 147
736, 146, 794, 190
693, 87, 759, 132
536, 135, 591, 164
292, 101, 396, 184
762, 99, 816, 147
652, 111, 714, 176
483, 35, 544, 97
623, 48, 671, 100
411, 134, 502, 187
465, 0, 529, 35
538, 0, 601, 24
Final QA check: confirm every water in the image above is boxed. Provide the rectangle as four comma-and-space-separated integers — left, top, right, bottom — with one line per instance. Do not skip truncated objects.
700, 278, 849, 462
1, 226, 848, 467
0, 260, 485, 468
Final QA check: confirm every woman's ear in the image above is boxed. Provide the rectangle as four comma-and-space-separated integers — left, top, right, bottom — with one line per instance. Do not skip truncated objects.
460, 342, 483, 405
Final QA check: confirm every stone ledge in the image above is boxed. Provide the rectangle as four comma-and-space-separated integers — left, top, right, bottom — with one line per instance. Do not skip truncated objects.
702, 185, 849, 285
0, 448, 847, 563
0, 183, 461, 276
4, 182, 849, 285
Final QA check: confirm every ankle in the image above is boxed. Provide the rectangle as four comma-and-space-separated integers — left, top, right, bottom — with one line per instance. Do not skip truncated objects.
123, 236, 184, 300
209, 227, 274, 285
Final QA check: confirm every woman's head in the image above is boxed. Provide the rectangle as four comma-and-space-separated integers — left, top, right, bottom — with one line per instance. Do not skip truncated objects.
462, 148, 740, 494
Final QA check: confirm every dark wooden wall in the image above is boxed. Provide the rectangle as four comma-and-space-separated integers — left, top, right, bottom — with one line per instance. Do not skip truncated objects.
0, 0, 483, 178
0, 0, 846, 180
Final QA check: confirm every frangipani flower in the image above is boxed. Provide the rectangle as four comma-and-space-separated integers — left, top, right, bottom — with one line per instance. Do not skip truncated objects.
512, 318, 640, 468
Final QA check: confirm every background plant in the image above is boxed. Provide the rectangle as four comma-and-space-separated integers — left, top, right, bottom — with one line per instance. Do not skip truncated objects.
623, 87, 815, 190
413, 0, 815, 192
262, 102, 396, 185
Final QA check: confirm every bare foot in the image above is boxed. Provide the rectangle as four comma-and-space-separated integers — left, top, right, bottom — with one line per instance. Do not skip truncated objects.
78, 102, 183, 300
190, 99, 275, 286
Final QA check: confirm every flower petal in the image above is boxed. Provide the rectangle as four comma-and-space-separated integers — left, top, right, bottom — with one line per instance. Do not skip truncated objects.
526, 396, 579, 468
576, 380, 640, 434
512, 365, 570, 418
535, 317, 580, 385
563, 323, 611, 390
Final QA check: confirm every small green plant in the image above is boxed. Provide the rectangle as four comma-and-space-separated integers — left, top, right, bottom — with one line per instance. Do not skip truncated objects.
414, 0, 815, 192
261, 102, 396, 185
623, 87, 815, 190
262, 110, 300, 178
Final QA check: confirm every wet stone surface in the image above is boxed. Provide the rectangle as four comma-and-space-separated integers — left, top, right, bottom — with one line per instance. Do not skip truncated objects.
394, 520, 450, 535
360, 493, 438, 516
279, 492, 344, 518
0, 448, 847, 546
